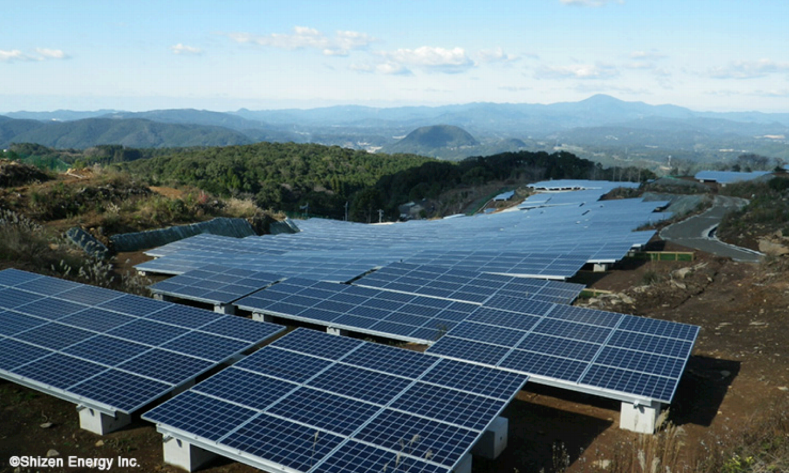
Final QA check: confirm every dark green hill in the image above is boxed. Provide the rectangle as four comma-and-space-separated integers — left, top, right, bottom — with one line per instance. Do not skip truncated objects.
3, 118, 252, 149
122, 142, 434, 219
0, 118, 46, 147
103, 109, 265, 132
381, 125, 479, 158
398, 125, 478, 148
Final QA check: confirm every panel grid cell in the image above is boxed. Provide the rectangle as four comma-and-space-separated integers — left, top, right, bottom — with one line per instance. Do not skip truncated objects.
193, 368, 297, 410
313, 440, 449, 473
142, 391, 258, 441
0, 338, 50, 369
222, 413, 345, 472
63, 335, 151, 367
267, 387, 381, 436
307, 363, 412, 404
0, 311, 47, 336
11, 353, 106, 390
391, 382, 505, 430
13, 297, 87, 320
353, 409, 476, 468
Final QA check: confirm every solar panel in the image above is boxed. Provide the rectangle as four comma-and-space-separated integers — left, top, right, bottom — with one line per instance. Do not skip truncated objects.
427, 304, 700, 404
236, 278, 476, 344
695, 170, 771, 184
144, 328, 528, 473
353, 262, 585, 305
0, 269, 284, 417
149, 264, 282, 305
403, 250, 589, 280
137, 249, 390, 282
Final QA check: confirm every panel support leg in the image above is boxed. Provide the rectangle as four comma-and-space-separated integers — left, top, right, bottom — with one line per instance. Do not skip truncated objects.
214, 304, 235, 315
620, 400, 663, 433
77, 407, 132, 435
471, 416, 508, 459
162, 437, 217, 472
326, 327, 349, 336
252, 312, 275, 323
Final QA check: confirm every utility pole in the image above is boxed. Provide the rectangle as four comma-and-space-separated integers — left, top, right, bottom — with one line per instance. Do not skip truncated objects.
378, 209, 384, 223
344, 201, 349, 221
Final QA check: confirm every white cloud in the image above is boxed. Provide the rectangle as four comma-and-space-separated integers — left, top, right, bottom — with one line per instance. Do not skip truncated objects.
478, 47, 519, 64
630, 50, 666, 60
626, 61, 655, 70
228, 26, 373, 56
753, 89, 789, 98
536, 63, 619, 79
0, 49, 33, 62
350, 62, 411, 75
171, 43, 203, 55
1, 48, 69, 62
379, 46, 474, 73
709, 59, 789, 79
560, 0, 624, 6
377, 62, 411, 75
332, 30, 375, 56
35, 48, 68, 59
574, 83, 651, 95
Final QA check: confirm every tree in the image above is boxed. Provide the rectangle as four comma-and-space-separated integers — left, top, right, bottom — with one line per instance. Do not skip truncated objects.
350, 187, 384, 223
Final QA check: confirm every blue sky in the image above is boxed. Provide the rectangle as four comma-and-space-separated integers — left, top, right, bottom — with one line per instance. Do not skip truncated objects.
2, 0, 788, 112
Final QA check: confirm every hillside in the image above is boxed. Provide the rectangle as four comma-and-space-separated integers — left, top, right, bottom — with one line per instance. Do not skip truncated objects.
0, 117, 252, 149
4, 96, 789, 165
381, 125, 478, 156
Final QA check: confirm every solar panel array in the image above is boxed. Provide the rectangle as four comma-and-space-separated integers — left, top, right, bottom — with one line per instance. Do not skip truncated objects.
694, 170, 772, 184
233, 271, 697, 404
236, 278, 478, 343
354, 262, 585, 305
138, 249, 395, 282
149, 264, 282, 305
137, 180, 672, 279
427, 301, 699, 403
528, 179, 640, 192
0, 269, 284, 414
404, 250, 589, 279
144, 328, 529, 473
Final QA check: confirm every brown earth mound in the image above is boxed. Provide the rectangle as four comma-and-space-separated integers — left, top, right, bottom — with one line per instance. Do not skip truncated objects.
0, 159, 50, 187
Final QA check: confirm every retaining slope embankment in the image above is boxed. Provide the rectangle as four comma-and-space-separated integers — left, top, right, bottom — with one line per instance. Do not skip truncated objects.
110, 217, 256, 253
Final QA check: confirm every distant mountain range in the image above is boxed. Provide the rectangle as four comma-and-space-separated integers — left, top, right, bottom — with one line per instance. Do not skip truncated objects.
3, 95, 789, 165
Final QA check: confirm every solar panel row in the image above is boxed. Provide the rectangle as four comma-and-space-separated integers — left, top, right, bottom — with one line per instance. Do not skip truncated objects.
144, 328, 529, 473
236, 278, 477, 343
0, 269, 284, 414
427, 303, 699, 403
354, 262, 585, 304
231, 272, 697, 404
149, 263, 282, 305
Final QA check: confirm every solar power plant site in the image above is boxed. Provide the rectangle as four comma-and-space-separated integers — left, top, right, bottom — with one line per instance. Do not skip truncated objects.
1, 180, 703, 472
